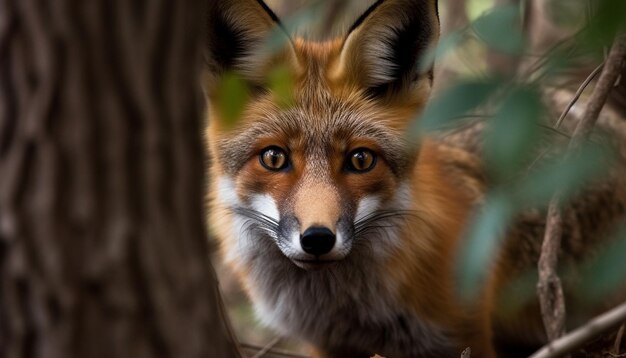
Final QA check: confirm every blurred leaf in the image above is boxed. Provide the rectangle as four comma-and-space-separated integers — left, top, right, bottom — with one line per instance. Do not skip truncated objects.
515, 142, 612, 208
418, 79, 500, 133
280, 1, 326, 37
467, 0, 494, 20
419, 31, 465, 73
217, 72, 249, 129
527, 49, 572, 83
457, 194, 513, 300
472, 5, 524, 55
545, 0, 588, 30
577, 224, 626, 303
485, 86, 544, 181
268, 65, 295, 108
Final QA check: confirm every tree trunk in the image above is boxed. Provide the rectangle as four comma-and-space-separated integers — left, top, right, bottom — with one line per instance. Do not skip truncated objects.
0, 1, 240, 357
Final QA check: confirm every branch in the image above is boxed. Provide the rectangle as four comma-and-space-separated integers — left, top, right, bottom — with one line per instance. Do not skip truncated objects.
537, 198, 567, 341
530, 301, 626, 358
537, 32, 626, 344
569, 34, 626, 148
555, 61, 605, 128
251, 336, 281, 358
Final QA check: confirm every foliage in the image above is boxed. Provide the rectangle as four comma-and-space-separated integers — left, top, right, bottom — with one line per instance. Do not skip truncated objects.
430, 0, 625, 302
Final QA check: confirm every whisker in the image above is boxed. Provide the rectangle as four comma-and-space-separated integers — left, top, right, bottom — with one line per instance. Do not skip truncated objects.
231, 206, 280, 239
354, 209, 420, 228
352, 208, 431, 244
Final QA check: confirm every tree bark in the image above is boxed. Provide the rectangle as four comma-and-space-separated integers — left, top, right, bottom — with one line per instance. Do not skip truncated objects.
0, 1, 240, 357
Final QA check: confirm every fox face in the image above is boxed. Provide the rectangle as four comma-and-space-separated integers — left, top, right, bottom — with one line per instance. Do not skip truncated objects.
207, 0, 438, 266
212, 82, 427, 269
205, 0, 463, 356
214, 104, 411, 267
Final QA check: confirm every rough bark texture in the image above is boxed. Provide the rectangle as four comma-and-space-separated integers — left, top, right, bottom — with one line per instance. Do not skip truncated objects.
0, 1, 239, 357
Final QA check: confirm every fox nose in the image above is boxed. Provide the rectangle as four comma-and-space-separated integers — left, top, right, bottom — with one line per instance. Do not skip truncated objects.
300, 227, 336, 256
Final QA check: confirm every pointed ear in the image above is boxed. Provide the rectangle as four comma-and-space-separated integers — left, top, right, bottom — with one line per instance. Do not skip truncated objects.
333, 0, 440, 97
205, 0, 297, 90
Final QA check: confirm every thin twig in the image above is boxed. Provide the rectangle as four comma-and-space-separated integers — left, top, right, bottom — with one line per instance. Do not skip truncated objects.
530, 301, 626, 358
537, 33, 626, 347
536, 124, 572, 139
569, 35, 626, 148
251, 336, 282, 358
241, 342, 310, 358
523, 36, 577, 78
555, 61, 606, 128
528, 60, 605, 173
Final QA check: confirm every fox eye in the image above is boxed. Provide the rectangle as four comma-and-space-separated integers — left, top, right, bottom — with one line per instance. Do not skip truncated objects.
260, 146, 289, 171
346, 148, 376, 173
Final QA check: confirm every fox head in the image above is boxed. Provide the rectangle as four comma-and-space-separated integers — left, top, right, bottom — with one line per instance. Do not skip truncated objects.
206, 0, 440, 272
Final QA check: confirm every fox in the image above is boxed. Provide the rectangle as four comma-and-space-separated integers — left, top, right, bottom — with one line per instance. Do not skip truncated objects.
205, 0, 626, 357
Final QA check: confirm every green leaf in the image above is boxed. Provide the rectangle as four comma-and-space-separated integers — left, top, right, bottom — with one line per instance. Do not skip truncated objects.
417, 79, 500, 133
419, 31, 465, 73
515, 142, 612, 208
267, 65, 295, 109
457, 194, 513, 300
217, 72, 249, 128
468, 0, 494, 20
472, 5, 524, 55
484, 86, 544, 181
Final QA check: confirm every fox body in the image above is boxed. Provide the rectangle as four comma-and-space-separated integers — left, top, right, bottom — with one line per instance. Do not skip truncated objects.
205, 1, 626, 357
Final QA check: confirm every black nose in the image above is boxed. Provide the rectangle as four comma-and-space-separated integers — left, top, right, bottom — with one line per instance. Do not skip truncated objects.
300, 227, 336, 256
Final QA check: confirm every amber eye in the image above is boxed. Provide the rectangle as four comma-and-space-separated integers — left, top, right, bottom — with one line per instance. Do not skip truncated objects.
260, 147, 289, 171
347, 148, 376, 173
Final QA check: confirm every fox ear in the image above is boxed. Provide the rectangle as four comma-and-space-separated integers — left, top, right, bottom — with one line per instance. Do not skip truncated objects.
205, 0, 296, 89
334, 0, 440, 97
